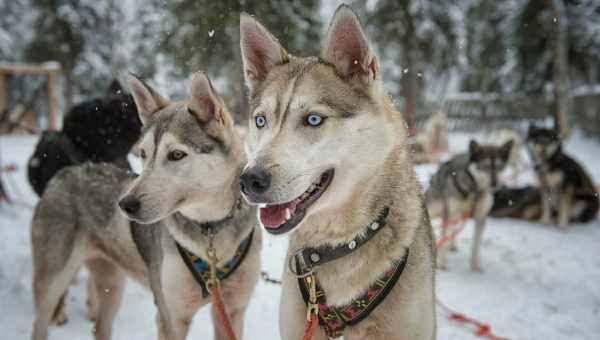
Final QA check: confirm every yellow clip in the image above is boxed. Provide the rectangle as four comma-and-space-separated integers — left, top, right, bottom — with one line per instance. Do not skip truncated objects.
306, 274, 318, 321
207, 241, 220, 289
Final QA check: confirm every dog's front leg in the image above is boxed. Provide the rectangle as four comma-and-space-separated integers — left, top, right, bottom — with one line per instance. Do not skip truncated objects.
436, 198, 451, 270
540, 186, 553, 225
471, 193, 493, 272
558, 187, 573, 230
211, 303, 247, 340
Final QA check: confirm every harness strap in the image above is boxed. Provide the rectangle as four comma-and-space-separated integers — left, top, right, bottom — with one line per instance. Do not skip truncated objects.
298, 250, 409, 338
176, 230, 254, 297
291, 207, 389, 276
453, 167, 476, 199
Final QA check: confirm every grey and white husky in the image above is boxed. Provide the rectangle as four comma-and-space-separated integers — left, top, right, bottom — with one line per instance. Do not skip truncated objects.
426, 140, 513, 271
239, 5, 436, 340
30, 72, 261, 340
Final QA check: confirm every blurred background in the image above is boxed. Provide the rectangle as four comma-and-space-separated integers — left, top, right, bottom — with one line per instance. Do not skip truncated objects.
1, 1, 599, 340
2, 0, 599, 135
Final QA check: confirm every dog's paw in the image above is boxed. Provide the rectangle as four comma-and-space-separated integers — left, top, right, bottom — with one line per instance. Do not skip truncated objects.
470, 264, 483, 273
86, 299, 98, 322
436, 262, 449, 271
52, 311, 68, 326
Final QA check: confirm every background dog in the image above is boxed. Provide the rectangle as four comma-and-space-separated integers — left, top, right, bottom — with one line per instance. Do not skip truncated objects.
426, 139, 513, 271
486, 128, 529, 185
27, 80, 141, 196
239, 6, 435, 340
30, 72, 260, 340
526, 124, 599, 229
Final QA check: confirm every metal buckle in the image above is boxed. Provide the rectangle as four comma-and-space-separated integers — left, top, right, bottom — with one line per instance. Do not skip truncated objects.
287, 249, 314, 278
305, 274, 319, 321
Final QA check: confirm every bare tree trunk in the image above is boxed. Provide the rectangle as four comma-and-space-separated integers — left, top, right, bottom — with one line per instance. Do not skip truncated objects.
547, 0, 571, 139
64, 69, 73, 110
400, 2, 418, 136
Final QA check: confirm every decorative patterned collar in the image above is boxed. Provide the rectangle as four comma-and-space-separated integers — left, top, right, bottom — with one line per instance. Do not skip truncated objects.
298, 250, 409, 338
176, 229, 254, 297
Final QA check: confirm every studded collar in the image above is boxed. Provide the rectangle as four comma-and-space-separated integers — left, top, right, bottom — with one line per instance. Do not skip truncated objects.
289, 207, 390, 277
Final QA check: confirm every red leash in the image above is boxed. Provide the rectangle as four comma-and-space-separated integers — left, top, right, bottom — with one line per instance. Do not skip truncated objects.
436, 298, 510, 340
209, 284, 238, 340
434, 214, 511, 340
206, 235, 237, 340
434, 213, 470, 249
302, 313, 319, 340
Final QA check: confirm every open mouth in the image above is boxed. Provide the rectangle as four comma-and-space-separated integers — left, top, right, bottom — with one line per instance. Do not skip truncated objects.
259, 169, 334, 235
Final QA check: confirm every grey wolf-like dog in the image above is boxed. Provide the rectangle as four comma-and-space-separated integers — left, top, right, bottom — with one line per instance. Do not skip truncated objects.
239, 5, 435, 340
426, 139, 512, 271
30, 72, 261, 340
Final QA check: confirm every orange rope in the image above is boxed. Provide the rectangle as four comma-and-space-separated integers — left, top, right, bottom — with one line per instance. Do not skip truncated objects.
435, 215, 469, 249
209, 284, 238, 340
436, 297, 510, 340
433, 214, 510, 339
302, 313, 319, 340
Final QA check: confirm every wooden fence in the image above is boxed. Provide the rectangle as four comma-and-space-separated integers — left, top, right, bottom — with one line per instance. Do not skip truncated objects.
415, 90, 600, 138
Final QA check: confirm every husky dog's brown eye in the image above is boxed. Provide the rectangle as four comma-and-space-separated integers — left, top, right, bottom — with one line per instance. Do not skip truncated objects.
168, 150, 187, 161
305, 113, 324, 127
255, 115, 267, 129
140, 149, 147, 159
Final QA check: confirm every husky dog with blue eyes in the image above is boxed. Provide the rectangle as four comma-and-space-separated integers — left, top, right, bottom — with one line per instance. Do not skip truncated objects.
239, 5, 435, 340
426, 139, 513, 271
526, 124, 598, 229
30, 72, 261, 340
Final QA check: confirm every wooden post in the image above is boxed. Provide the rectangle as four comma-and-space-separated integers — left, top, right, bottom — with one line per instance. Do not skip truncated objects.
0, 71, 6, 114
47, 71, 59, 130
547, 0, 571, 139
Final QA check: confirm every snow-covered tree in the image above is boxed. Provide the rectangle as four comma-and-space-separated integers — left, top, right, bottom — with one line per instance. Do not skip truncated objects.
159, 0, 321, 118
24, 0, 126, 107
367, 0, 459, 132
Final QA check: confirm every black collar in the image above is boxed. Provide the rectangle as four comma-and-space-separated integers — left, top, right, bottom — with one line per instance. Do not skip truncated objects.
172, 197, 243, 236
289, 207, 390, 277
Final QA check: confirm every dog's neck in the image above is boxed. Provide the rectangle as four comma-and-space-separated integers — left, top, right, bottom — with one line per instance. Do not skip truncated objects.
167, 167, 256, 266
288, 140, 423, 305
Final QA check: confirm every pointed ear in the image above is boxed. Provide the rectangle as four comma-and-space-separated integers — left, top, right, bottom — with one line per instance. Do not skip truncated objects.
188, 72, 232, 127
322, 5, 379, 82
127, 73, 169, 124
469, 140, 481, 161
240, 13, 289, 93
501, 140, 514, 159
105, 79, 123, 97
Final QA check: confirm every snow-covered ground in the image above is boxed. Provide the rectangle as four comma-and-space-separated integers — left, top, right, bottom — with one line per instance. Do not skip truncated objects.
1, 132, 599, 340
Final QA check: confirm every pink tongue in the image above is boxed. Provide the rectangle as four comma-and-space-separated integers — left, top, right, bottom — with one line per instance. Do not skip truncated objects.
259, 202, 297, 229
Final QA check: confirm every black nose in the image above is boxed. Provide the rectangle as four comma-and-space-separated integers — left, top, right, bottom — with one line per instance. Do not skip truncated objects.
240, 167, 271, 196
119, 195, 141, 215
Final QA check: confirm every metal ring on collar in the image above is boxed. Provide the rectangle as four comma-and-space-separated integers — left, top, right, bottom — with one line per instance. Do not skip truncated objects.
287, 251, 314, 278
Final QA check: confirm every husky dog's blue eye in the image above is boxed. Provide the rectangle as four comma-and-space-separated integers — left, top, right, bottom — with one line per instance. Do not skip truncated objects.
255, 115, 267, 128
305, 113, 324, 127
